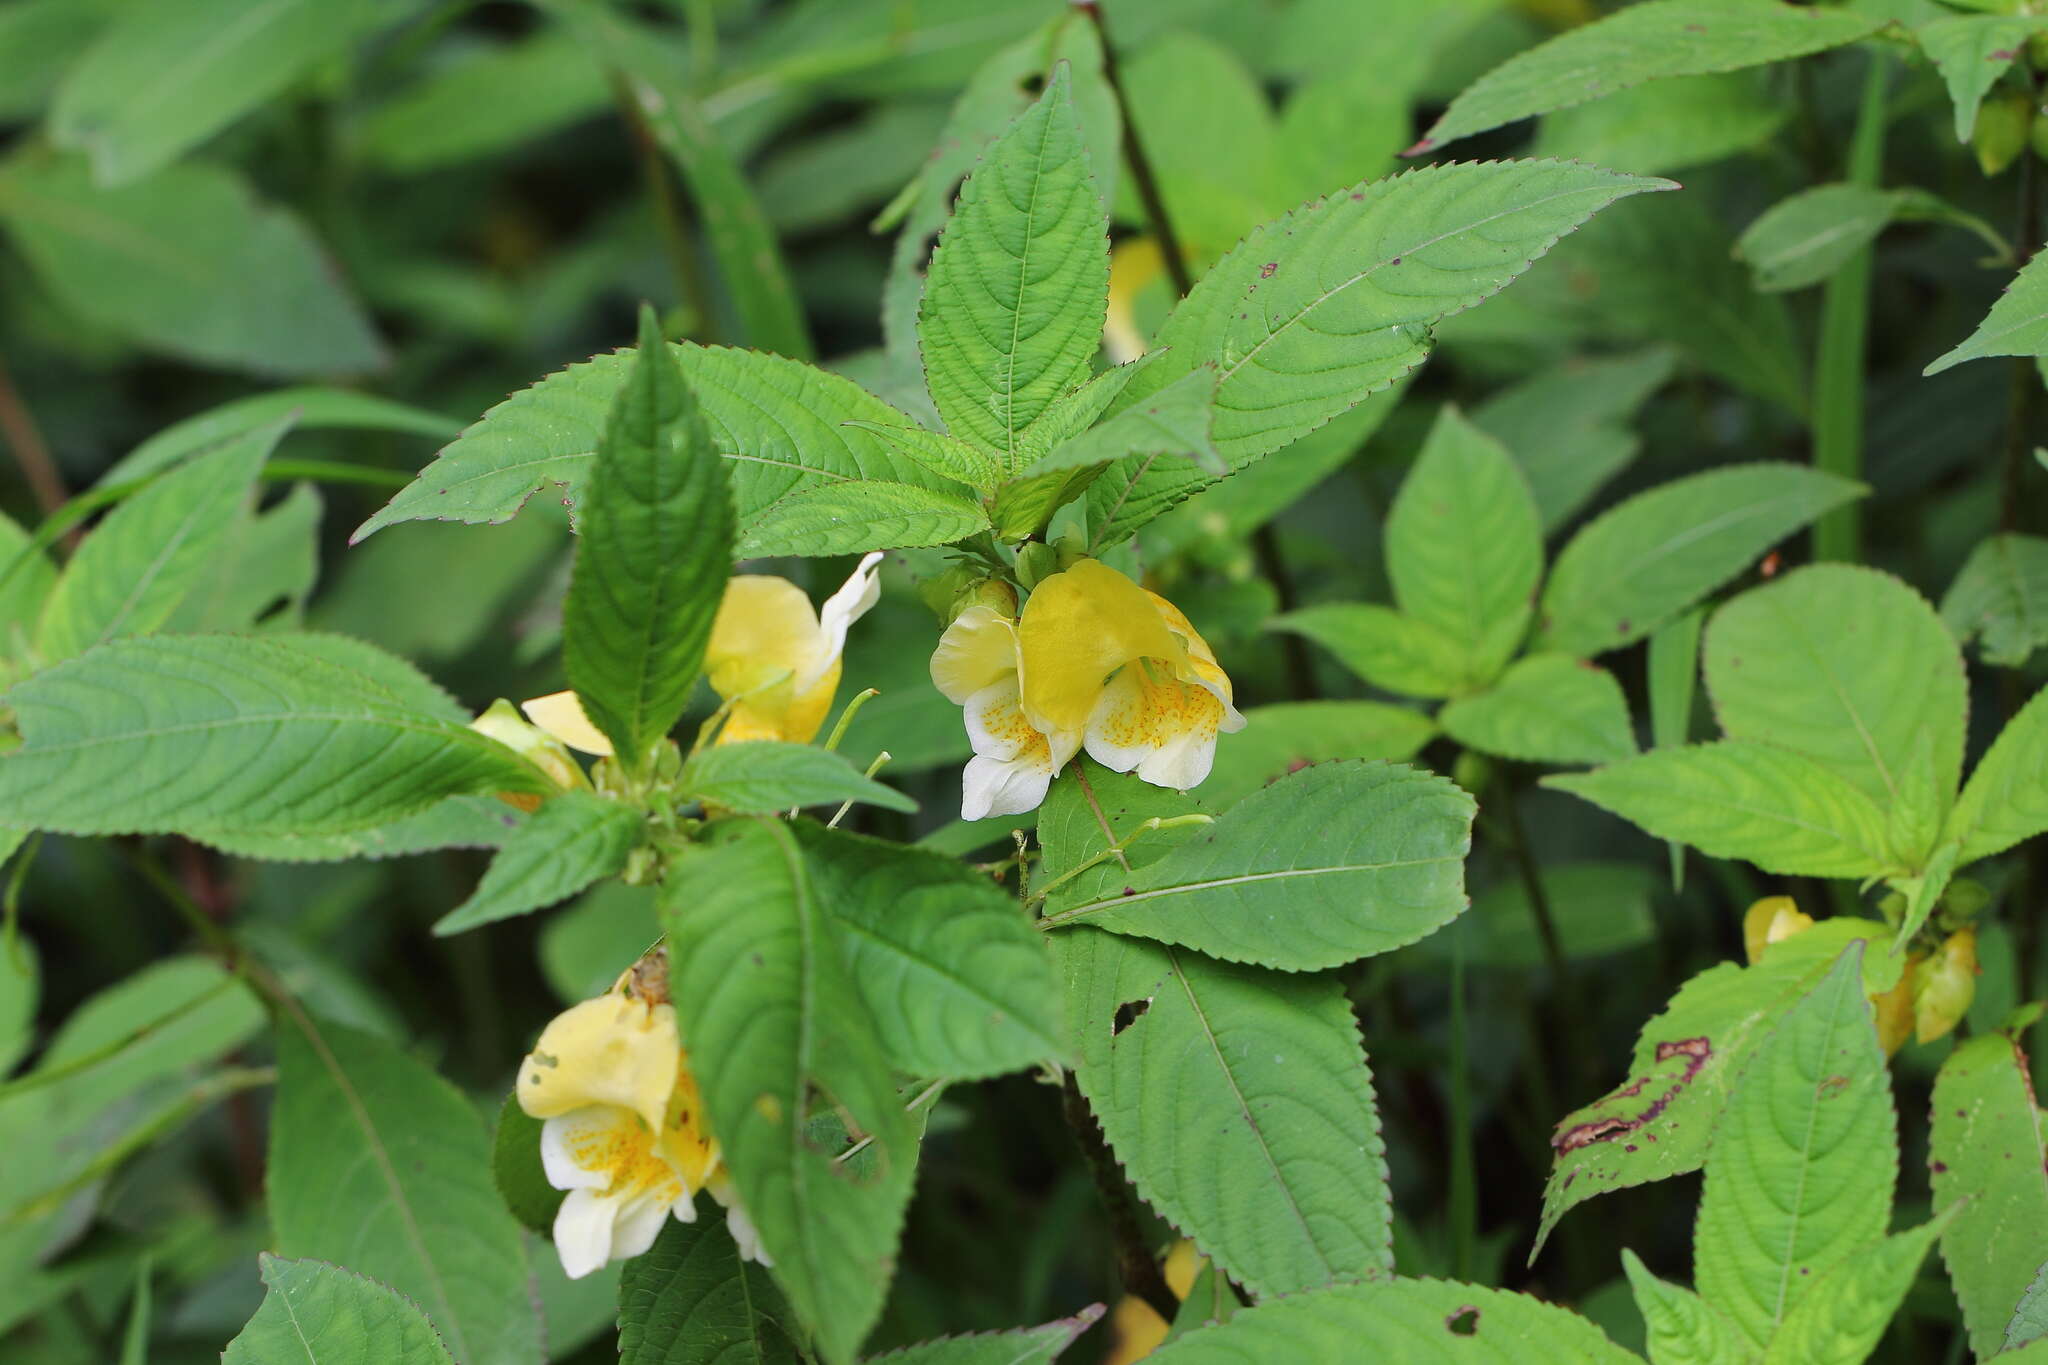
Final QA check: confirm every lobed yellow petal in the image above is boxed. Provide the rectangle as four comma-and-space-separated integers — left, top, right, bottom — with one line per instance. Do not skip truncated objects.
518, 995, 680, 1136
1018, 560, 1187, 737
522, 690, 615, 757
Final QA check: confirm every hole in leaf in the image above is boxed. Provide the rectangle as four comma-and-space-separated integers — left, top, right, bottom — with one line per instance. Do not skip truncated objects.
1112, 998, 1151, 1037
1020, 73, 1045, 95
1446, 1306, 1480, 1336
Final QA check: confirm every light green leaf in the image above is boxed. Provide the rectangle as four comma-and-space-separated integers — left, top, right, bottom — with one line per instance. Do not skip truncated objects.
1534, 70, 1787, 176
1040, 760, 1473, 973
2012, 1261, 2048, 1351
741, 479, 992, 557
1540, 465, 1864, 659
1930, 1028, 2048, 1360
681, 742, 916, 815
1945, 683, 2048, 863
1735, 184, 1908, 293
1200, 700, 1437, 813
52, 0, 376, 186
843, 420, 1003, 493
196, 794, 523, 864
1535, 919, 1897, 1250
918, 66, 1107, 469
1916, 14, 2048, 143
353, 344, 961, 552
1472, 348, 1676, 531
1941, 532, 2048, 667
0, 635, 545, 837
1057, 927, 1393, 1298
1085, 160, 1672, 547
106, 387, 457, 486
272, 1012, 542, 1365
1694, 947, 1895, 1351
37, 417, 282, 661
565, 309, 734, 766
1704, 565, 1965, 847
361, 30, 610, 175
1927, 247, 2048, 373
0, 0, 101, 123
618, 1218, 806, 1365
0, 936, 34, 1078
1113, 32, 1286, 254
866, 1307, 1106, 1363
1268, 604, 1469, 700
660, 819, 915, 1364
1145, 1278, 1641, 1362
1385, 407, 1543, 688
1546, 741, 1895, 878
1760, 1219, 1945, 1365
1018, 367, 1224, 480
793, 823, 1060, 1082
433, 792, 642, 937
1412, 0, 1884, 151
225, 1256, 459, 1365
160, 482, 322, 634
0, 511, 56, 654
1441, 655, 1637, 767
1620, 1249, 1749, 1365
0, 155, 383, 377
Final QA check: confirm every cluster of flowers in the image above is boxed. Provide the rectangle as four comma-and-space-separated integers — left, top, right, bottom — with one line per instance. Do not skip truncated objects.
486, 550, 1240, 1278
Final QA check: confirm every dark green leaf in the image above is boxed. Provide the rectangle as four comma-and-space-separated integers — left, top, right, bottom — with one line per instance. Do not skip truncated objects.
618, 1217, 807, 1365
434, 792, 642, 936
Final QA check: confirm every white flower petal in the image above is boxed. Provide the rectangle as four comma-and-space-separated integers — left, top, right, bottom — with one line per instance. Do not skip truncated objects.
552, 1188, 618, 1280
609, 1186, 676, 1263
539, 1108, 621, 1193
1084, 666, 1230, 792
800, 551, 885, 692
1134, 726, 1219, 792
709, 1175, 774, 1267
961, 753, 1054, 822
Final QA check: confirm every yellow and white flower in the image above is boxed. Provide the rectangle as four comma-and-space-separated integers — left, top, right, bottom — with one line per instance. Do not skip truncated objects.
931, 560, 1242, 819
518, 976, 769, 1278
522, 552, 884, 756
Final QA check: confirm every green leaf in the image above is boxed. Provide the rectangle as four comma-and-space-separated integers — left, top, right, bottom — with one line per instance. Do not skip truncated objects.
0, 635, 545, 838
791, 823, 1060, 1082
1040, 760, 1473, 972
361, 30, 610, 176
433, 792, 641, 937
1144, 1278, 1641, 1362
1736, 184, 1919, 294
739, 479, 992, 558
681, 742, 916, 815
1199, 700, 1437, 813
1540, 465, 1864, 659
196, 795, 523, 864
1694, 946, 1895, 1351
660, 819, 916, 1364
353, 343, 962, 551
1704, 565, 1965, 850
0, 0, 100, 124
1930, 1027, 2048, 1360
1916, 14, 2048, 143
1941, 532, 2048, 667
1546, 741, 1894, 879
1384, 407, 1543, 688
1269, 604, 1469, 700
1471, 348, 1676, 531
0, 935, 34, 1078
1534, 70, 1788, 176
866, 1307, 1106, 1363
104, 387, 458, 487
1760, 1220, 1947, 1365
1020, 367, 1225, 480
843, 420, 1004, 493
1057, 928, 1393, 1298
918, 66, 1107, 469
1084, 160, 1672, 547
1945, 683, 2048, 863
1441, 656, 1637, 767
36, 417, 282, 660
618, 1217, 807, 1365
160, 482, 322, 634
1927, 247, 2048, 374
1535, 920, 1897, 1249
565, 309, 734, 766
51, 0, 377, 186
0, 154, 383, 377
1411, 0, 1884, 152
489, 1093, 558, 1237
2012, 1261, 2048, 1351
0, 511, 56, 654
1113, 32, 1286, 254
225, 1255, 459, 1365
1620, 1249, 1749, 1365
272, 1012, 542, 1364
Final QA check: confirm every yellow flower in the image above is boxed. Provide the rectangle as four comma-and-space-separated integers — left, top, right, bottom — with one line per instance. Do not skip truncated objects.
1741, 895, 1814, 965
522, 552, 883, 756
1913, 926, 1977, 1045
1103, 1240, 1207, 1364
517, 976, 769, 1278
930, 601, 1080, 821
1104, 237, 1165, 366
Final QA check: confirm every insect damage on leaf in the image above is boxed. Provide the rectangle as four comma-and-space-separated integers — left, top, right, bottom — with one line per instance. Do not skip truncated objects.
1553, 1036, 1711, 1157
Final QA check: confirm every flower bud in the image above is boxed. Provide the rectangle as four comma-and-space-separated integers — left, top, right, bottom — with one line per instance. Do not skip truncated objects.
1742, 895, 1813, 965
1976, 88, 2032, 177
1914, 927, 1978, 1045
470, 698, 587, 809
1943, 878, 1990, 921
1872, 956, 1920, 1057
1015, 542, 1061, 590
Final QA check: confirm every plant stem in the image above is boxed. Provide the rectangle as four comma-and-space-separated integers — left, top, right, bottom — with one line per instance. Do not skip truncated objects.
2004, 112, 2041, 537
1496, 775, 1566, 981
1812, 49, 1888, 563
1075, 0, 1191, 298
1447, 934, 1477, 1283
0, 353, 66, 519
1062, 1072, 1180, 1322
610, 74, 716, 340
